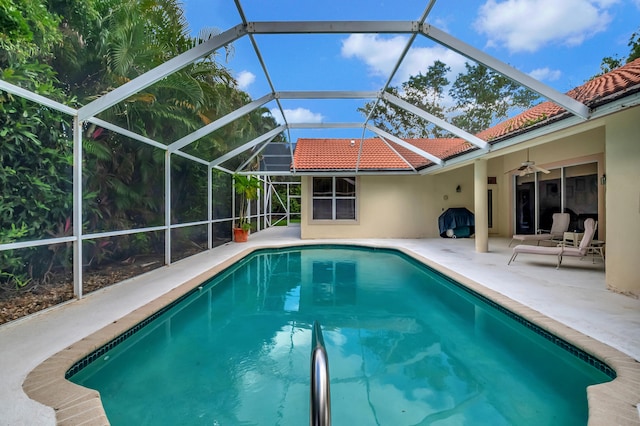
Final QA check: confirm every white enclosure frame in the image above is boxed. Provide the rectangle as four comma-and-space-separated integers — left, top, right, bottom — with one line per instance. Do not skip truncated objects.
0, 0, 601, 299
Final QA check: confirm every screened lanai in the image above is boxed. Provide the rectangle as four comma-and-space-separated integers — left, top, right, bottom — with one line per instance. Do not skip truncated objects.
2, 0, 640, 319
2, 2, 640, 425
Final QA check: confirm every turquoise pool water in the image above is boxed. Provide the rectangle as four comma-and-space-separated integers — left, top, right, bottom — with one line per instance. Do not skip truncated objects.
69, 246, 611, 425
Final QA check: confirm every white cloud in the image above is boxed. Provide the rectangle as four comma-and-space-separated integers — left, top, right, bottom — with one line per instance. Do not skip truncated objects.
235, 71, 255, 90
401, 46, 468, 82
341, 34, 408, 77
270, 108, 324, 124
340, 34, 467, 83
528, 67, 562, 81
474, 0, 616, 52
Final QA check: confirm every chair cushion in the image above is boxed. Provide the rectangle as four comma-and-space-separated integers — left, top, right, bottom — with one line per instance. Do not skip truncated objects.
512, 234, 555, 242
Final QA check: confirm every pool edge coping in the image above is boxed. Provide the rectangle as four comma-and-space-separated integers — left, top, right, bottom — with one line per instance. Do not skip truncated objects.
22, 242, 640, 426
394, 246, 640, 426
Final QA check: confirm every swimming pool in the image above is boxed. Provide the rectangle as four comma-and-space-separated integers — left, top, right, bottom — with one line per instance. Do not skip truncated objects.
68, 245, 612, 425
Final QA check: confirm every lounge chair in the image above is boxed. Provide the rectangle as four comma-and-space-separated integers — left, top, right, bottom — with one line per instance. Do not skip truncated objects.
508, 218, 596, 269
509, 212, 570, 247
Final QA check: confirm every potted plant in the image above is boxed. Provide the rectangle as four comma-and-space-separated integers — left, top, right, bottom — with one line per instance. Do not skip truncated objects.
233, 174, 261, 242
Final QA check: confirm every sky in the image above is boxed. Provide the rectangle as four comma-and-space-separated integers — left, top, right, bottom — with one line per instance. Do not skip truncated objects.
182, 0, 640, 141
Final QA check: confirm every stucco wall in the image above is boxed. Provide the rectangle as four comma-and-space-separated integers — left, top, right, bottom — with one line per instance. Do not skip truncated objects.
503, 128, 604, 171
300, 129, 607, 240
301, 170, 477, 239
300, 175, 434, 239
431, 166, 475, 218
604, 108, 640, 296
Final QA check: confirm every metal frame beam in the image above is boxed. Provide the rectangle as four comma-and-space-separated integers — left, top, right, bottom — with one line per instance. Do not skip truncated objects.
421, 24, 591, 119
87, 117, 168, 151
234, 0, 291, 138
2, 17, 594, 180
247, 21, 418, 34
237, 137, 276, 172
210, 125, 286, 167
288, 122, 365, 129
164, 152, 172, 265
0, 80, 76, 116
363, 0, 436, 135
72, 117, 83, 298
207, 164, 213, 249
373, 138, 417, 172
174, 150, 210, 166
168, 93, 275, 152
381, 92, 489, 150
77, 24, 247, 121
365, 124, 443, 165
276, 91, 379, 99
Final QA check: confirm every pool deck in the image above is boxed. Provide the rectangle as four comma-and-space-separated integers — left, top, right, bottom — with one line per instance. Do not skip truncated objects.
1, 226, 639, 425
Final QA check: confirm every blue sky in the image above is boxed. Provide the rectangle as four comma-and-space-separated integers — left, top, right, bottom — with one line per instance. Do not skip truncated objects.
182, 0, 640, 140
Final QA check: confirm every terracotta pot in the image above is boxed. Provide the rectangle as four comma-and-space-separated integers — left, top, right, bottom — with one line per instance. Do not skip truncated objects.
233, 227, 249, 242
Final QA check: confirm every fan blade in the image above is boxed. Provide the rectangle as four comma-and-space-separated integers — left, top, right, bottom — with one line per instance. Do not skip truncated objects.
534, 165, 550, 174
506, 164, 531, 175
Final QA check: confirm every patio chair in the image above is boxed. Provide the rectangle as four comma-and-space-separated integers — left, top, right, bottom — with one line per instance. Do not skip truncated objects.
509, 212, 570, 247
508, 218, 597, 269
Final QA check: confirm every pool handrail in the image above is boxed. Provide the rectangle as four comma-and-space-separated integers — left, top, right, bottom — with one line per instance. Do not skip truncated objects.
310, 320, 331, 426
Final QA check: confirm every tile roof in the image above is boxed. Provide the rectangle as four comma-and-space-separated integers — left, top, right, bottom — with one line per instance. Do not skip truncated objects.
293, 58, 640, 171
292, 137, 472, 171
478, 58, 640, 142
293, 138, 409, 171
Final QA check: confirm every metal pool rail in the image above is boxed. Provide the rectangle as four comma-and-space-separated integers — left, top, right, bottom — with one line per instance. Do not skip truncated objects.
310, 320, 331, 426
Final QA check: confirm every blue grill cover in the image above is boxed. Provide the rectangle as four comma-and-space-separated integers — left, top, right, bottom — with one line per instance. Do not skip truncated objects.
438, 207, 475, 238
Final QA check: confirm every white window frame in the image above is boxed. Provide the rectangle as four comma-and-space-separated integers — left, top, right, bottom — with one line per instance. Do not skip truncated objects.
312, 176, 357, 221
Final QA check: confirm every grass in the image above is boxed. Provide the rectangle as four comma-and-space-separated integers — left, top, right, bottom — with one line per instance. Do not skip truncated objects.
273, 217, 301, 226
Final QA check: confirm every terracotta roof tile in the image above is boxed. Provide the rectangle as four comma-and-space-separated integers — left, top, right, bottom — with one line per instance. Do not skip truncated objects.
293, 138, 415, 171
293, 137, 472, 171
293, 58, 640, 171
479, 58, 640, 142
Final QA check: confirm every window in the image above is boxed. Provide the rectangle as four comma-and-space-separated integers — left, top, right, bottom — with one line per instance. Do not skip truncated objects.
312, 177, 356, 220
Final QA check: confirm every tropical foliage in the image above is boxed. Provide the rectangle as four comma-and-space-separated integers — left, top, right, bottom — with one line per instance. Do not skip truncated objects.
0, 0, 277, 289
233, 174, 262, 231
361, 61, 539, 137
360, 61, 451, 138
1, 0, 74, 287
592, 26, 640, 78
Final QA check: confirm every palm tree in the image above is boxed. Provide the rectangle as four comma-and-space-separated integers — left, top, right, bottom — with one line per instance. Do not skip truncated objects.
233, 174, 262, 231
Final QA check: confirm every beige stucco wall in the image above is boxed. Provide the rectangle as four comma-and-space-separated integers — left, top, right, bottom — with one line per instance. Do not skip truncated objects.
301, 175, 435, 239
301, 169, 478, 239
298, 107, 639, 295
604, 108, 640, 296
431, 165, 476, 216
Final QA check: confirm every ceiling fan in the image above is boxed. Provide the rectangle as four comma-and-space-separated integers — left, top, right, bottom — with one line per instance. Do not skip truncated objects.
507, 149, 550, 176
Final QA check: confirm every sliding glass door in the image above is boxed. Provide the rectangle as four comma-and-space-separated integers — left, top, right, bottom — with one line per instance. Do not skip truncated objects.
564, 163, 599, 232
514, 162, 598, 235
537, 169, 561, 232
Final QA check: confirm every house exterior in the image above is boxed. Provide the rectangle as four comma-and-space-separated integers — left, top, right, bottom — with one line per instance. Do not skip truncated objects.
292, 58, 640, 297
